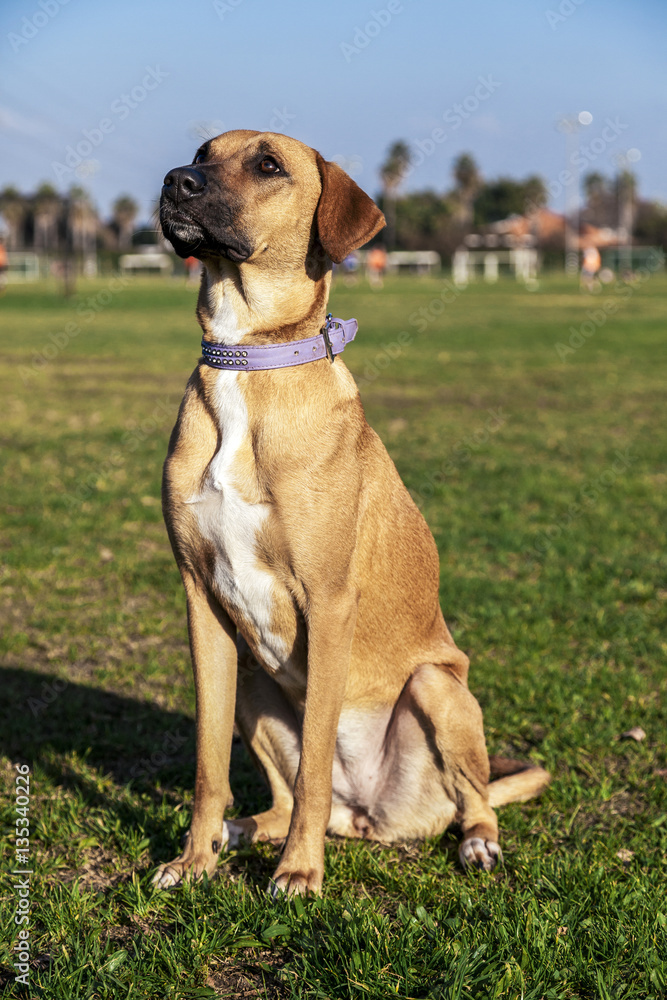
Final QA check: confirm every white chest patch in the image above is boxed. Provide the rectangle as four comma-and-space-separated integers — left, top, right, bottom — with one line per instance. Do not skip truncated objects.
188, 372, 287, 671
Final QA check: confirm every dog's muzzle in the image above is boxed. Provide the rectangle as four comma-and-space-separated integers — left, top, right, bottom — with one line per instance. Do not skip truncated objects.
162, 166, 207, 204
160, 166, 251, 262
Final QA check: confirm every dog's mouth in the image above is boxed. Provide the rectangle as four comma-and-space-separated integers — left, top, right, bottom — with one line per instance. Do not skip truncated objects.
159, 204, 252, 262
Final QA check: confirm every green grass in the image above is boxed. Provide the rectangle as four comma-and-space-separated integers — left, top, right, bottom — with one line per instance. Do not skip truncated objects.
0, 272, 666, 999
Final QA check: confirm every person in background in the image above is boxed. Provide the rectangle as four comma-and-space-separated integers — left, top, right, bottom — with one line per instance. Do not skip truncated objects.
367, 245, 388, 289
184, 256, 201, 286
0, 237, 8, 294
341, 250, 359, 286
580, 244, 601, 292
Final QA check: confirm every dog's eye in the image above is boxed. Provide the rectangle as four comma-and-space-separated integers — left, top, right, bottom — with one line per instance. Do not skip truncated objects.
259, 157, 280, 175
193, 150, 206, 164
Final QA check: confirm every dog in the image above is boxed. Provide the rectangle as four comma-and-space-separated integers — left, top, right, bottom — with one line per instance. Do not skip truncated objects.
153, 130, 550, 895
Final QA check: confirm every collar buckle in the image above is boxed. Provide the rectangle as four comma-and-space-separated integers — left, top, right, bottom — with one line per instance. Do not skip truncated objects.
322, 313, 337, 363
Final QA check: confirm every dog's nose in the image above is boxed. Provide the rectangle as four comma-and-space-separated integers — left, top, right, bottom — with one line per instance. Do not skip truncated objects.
162, 166, 207, 202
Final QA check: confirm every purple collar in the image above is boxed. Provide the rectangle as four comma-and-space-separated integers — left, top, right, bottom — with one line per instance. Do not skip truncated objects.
200, 314, 358, 371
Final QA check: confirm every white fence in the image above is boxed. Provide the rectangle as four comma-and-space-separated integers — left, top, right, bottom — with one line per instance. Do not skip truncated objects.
119, 253, 173, 275
386, 251, 441, 274
452, 247, 539, 286
5, 252, 41, 282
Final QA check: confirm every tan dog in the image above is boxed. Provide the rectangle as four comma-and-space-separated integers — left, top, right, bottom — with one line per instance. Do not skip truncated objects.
153, 130, 549, 895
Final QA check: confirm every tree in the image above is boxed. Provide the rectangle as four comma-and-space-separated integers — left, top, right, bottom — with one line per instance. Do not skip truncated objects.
111, 194, 139, 249
615, 170, 637, 242
582, 172, 613, 227
379, 141, 411, 249
394, 190, 455, 256
522, 175, 547, 216
67, 186, 98, 254
473, 176, 547, 226
33, 183, 62, 251
0, 186, 27, 249
634, 198, 667, 251
452, 153, 481, 228
582, 170, 639, 240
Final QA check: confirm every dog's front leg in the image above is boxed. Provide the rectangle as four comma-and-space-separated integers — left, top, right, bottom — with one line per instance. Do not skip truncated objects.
153, 575, 237, 888
270, 592, 357, 896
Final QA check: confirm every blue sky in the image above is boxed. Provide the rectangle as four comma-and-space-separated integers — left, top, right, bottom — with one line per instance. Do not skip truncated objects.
1, 0, 665, 224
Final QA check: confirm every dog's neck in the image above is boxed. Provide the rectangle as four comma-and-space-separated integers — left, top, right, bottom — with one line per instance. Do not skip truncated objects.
196, 258, 331, 347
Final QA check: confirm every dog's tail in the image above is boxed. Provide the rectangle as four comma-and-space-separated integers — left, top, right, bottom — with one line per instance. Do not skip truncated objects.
487, 755, 551, 808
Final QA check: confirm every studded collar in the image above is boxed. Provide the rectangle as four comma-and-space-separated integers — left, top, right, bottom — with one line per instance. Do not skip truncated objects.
200, 314, 358, 371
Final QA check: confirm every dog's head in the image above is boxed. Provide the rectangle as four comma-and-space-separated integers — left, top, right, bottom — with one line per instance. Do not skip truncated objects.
160, 130, 385, 268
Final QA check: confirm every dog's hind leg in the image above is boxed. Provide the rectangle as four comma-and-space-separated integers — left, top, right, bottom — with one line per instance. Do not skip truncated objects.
369, 654, 503, 870
224, 648, 300, 849
405, 659, 502, 870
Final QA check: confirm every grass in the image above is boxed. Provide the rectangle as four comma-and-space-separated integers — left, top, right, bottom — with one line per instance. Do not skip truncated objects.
0, 271, 666, 999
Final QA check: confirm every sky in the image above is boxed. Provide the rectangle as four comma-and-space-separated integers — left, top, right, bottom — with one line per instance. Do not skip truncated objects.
1, 0, 666, 225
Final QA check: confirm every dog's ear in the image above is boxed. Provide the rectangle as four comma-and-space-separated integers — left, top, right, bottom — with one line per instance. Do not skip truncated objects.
315, 152, 386, 265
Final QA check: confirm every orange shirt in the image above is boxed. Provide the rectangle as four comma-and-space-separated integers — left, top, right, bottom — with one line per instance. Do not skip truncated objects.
368, 248, 387, 270
582, 247, 601, 272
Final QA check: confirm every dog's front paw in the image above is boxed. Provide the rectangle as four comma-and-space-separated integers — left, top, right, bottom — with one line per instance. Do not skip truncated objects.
152, 829, 227, 889
459, 837, 502, 872
268, 865, 322, 897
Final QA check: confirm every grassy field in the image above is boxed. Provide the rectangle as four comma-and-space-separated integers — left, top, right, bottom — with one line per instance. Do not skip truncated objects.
0, 271, 666, 999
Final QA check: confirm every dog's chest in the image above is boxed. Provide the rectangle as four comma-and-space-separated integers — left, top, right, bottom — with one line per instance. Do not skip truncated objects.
186, 375, 287, 670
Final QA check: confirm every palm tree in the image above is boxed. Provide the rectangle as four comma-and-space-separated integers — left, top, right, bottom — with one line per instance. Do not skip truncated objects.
452, 153, 481, 228
33, 183, 62, 251
111, 194, 139, 249
615, 170, 637, 243
521, 175, 547, 216
0, 186, 28, 249
583, 172, 611, 227
380, 141, 411, 250
68, 186, 98, 254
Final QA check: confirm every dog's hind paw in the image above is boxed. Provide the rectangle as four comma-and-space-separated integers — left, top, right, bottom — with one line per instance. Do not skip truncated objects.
459, 837, 502, 872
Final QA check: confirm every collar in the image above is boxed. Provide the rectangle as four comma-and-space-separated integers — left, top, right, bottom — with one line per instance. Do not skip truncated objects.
200, 314, 358, 371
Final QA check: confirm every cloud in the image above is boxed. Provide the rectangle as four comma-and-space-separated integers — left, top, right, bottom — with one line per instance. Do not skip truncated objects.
0, 105, 51, 140
469, 114, 503, 135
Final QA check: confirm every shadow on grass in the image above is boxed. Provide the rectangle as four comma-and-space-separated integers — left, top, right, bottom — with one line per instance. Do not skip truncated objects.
1, 667, 458, 894
0, 664, 269, 821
